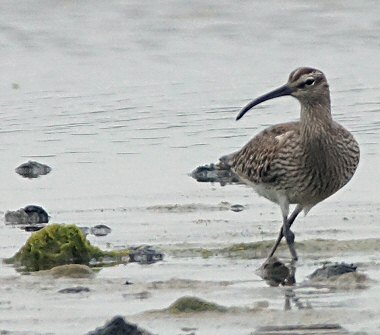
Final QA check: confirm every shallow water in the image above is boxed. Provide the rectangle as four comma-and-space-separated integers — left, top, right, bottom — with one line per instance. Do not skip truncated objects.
0, 1, 380, 334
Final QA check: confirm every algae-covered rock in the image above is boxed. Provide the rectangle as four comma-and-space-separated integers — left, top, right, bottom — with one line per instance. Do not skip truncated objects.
167, 296, 227, 313
5, 224, 129, 271
36, 264, 95, 278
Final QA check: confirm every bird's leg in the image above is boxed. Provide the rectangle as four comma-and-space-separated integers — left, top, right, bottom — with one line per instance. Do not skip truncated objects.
283, 216, 298, 261
267, 205, 303, 260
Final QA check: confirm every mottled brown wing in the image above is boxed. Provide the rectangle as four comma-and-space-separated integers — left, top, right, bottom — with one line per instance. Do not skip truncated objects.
231, 122, 299, 184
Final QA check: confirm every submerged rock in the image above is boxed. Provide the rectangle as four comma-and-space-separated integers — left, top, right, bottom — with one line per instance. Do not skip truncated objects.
308, 263, 368, 290
5, 205, 49, 228
4, 224, 130, 271
88, 316, 153, 335
256, 257, 292, 287
190, 163, 241, 186
15, 160, 51, 178
309, 263, 357, 280
129, 246, 163, 264
91, 224, 112, 237
167, 296, 227, 313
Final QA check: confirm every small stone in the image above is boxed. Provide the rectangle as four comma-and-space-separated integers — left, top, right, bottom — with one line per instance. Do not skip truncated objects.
230, 204, 245, 212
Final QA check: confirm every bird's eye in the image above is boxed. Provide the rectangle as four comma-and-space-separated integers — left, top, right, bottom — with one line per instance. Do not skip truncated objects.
304, 78, 315, 86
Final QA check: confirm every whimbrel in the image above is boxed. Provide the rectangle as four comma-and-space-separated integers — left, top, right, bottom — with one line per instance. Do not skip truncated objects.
221, 67, 360, 262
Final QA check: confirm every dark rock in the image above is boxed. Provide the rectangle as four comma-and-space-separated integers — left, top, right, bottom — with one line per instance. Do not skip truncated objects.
190, 163, 241, 186
88, 316, 153, 335
129, 246, 163, 264
5, 205, 49, 226
24, 205, 49, 223
15, 160, 51, 178
58, 286, 90, 294
91, 224, 112, 236
309, 263, 357, 280
256, 257, 292, 287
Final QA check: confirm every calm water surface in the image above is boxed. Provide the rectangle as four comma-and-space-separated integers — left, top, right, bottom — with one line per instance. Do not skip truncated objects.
0, 1, 380, 334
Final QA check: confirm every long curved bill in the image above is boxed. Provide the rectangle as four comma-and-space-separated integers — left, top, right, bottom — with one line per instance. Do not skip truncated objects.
236, 84, 293, 121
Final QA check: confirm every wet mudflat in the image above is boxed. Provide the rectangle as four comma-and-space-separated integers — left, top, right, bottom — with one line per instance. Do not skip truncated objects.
0, 1, 380, 334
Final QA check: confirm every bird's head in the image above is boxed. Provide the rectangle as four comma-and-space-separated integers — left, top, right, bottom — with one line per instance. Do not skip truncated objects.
236, 67, 330, 121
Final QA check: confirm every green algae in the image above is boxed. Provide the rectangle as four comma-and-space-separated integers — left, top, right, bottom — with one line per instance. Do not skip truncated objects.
167, 296, 227, 314
5, 224, 130, 271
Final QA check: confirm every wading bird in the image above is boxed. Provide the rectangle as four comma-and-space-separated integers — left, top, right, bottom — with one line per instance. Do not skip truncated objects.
221, 67, 360, 262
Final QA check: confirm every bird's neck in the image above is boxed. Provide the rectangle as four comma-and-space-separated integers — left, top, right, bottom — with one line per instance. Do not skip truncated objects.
299, 96, 333, 158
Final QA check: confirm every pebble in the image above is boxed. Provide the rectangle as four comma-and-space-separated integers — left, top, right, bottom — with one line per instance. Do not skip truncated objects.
230, 204, 245, 212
